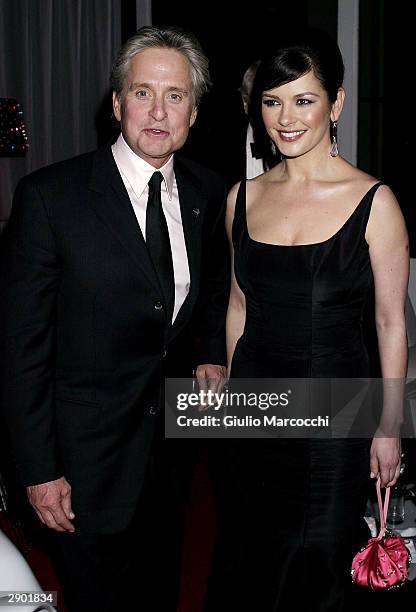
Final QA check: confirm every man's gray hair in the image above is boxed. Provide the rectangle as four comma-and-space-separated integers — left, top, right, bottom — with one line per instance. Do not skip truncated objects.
111, 25, 211, 107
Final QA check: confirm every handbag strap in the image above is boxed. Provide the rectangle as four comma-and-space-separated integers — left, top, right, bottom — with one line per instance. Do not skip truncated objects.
376, 477, 391, 540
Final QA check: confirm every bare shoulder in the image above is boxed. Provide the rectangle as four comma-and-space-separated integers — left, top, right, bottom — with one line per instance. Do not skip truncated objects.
245, 163, 285, 203
226, 181, 241, 213
246, 172, 266, 196
341, 164, 381, 194
371, 182, 400, 211
225, 181, 242, 233
366, 180, 408, 245
369, 182, 402, 223
337, 165, 394, 214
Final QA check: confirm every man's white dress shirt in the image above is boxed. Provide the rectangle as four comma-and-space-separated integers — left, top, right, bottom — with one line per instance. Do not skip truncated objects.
112, 134, 190, 323
246, 123, 264, 180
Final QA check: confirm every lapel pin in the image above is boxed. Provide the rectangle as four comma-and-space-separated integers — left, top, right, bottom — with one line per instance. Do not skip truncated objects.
192, 208, 200, 218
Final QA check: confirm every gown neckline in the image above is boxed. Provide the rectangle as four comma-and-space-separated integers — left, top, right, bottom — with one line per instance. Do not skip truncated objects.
244, 181, 383, 248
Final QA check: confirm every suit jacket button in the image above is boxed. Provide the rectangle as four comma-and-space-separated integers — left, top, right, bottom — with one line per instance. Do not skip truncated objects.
154, 300, 163, 310
149, 406, 158, 415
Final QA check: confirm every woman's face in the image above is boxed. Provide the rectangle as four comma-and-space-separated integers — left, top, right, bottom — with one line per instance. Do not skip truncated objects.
261, 69, 340, 158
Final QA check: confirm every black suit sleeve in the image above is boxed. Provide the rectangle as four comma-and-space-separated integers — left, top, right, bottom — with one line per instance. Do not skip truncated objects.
195, 180, 230, 366
0, 176, 63, 486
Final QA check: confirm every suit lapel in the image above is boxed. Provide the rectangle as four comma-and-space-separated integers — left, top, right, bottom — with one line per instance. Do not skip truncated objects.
87, 147, 206, 337
172, 156, 206, 334
87, 146, 160, 293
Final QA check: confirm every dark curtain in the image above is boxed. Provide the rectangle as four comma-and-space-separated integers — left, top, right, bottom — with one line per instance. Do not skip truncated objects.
0, 0, 122, 228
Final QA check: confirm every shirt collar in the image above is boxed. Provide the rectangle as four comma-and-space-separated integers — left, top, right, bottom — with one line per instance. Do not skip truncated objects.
112, 133, 174, 201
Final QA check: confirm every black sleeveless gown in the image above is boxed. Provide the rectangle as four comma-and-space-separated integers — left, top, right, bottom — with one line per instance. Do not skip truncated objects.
204, 181, 383, 612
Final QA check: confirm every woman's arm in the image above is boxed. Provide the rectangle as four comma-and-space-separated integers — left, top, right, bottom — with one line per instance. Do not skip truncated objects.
367, 184, 410, 487
225, 183, 246, 375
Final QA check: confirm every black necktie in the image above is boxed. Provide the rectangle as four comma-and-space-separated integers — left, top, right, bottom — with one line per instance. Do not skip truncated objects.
146, 171, 175, 321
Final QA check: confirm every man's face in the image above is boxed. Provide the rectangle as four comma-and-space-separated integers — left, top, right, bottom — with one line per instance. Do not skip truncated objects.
113, 47, 197, 168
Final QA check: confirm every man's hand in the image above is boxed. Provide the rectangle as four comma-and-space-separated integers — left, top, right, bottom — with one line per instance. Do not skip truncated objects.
27, 476, 75, 532
195, 364, 227, 410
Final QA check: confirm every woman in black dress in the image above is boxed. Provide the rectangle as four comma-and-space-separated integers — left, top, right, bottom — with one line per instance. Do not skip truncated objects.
203, 30, 409, 611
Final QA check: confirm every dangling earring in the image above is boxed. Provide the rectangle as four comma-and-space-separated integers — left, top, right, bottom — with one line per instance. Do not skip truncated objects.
270, 140, 277, 155
330, 120, 338, 157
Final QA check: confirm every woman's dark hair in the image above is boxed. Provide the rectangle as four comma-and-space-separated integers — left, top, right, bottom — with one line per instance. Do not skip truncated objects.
250, 28, 344, 159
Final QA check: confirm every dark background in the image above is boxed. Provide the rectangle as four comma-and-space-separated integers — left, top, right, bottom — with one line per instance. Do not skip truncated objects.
359, 0, 415, 255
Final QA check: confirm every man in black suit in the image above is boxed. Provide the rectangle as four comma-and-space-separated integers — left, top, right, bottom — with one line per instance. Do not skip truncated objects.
0, 26, 228, 611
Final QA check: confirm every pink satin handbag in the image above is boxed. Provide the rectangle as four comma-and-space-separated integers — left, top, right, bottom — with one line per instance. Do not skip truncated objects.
351, 477, 410, 590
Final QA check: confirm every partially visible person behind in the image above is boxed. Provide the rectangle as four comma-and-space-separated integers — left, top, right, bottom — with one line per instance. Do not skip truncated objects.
182, 59, 279, 187
237, 59, 280, 180
204, 28, 409, 611
239, 59, 269, 179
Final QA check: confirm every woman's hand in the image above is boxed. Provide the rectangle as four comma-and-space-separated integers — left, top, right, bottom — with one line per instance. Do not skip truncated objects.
370, 435, 401, 487
195, 364, 228, 411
